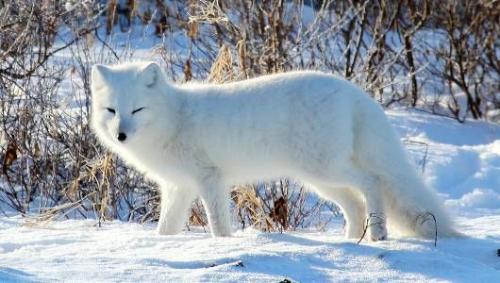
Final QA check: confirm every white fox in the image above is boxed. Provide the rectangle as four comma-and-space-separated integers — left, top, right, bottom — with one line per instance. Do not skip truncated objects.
91, 61, 457, 241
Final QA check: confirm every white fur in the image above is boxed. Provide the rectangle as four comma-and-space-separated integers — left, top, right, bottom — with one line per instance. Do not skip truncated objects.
90, 61, 457, 240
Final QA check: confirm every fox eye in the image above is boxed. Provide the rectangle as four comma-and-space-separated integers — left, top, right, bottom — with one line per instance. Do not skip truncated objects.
132, 107, 145, 115
106, 108, 116, 114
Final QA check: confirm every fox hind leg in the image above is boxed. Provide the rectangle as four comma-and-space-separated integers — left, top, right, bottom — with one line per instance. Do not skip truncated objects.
312, 185, 366, 239
332, 168, 388, 241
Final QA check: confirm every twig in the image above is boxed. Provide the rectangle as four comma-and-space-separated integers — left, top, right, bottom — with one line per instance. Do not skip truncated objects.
416, 212, 438, 247
357, 213, 386, 244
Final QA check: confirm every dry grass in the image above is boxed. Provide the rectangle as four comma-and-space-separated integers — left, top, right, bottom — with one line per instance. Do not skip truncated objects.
208, 45, 234, 83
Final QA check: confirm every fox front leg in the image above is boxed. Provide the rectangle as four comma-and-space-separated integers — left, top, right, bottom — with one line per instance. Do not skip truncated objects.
196, 176, 232, 237
157, 185, 196, 235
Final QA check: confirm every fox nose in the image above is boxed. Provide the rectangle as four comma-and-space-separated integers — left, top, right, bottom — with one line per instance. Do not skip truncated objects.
117, 132, 127, 142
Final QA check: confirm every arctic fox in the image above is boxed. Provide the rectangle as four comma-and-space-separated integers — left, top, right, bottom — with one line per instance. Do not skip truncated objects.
91, 61, 456, 240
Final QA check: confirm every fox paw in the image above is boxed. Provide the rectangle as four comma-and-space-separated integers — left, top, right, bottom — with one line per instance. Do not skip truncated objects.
367, 213, 387, 241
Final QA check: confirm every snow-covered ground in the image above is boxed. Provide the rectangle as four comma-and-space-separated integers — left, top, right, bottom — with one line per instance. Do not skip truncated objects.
1, 110, 499, 282
0, 215, 499, 283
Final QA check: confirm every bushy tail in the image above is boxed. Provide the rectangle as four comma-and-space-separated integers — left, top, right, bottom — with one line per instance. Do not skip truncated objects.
379, 167, 459, 238
356, 102, 459, 238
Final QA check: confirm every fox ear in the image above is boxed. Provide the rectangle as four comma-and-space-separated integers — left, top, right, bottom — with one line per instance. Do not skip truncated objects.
139, 62, 161, 88
91, 64, 111, 88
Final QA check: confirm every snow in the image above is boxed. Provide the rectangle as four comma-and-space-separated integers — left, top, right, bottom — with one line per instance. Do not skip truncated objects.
1, 110, 499, 282
387, 110, 500, 216
446, 188, 500, 211
0, 215, 499, 282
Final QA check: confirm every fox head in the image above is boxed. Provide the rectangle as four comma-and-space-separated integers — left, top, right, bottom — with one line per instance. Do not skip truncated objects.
90, 62, 169, 149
